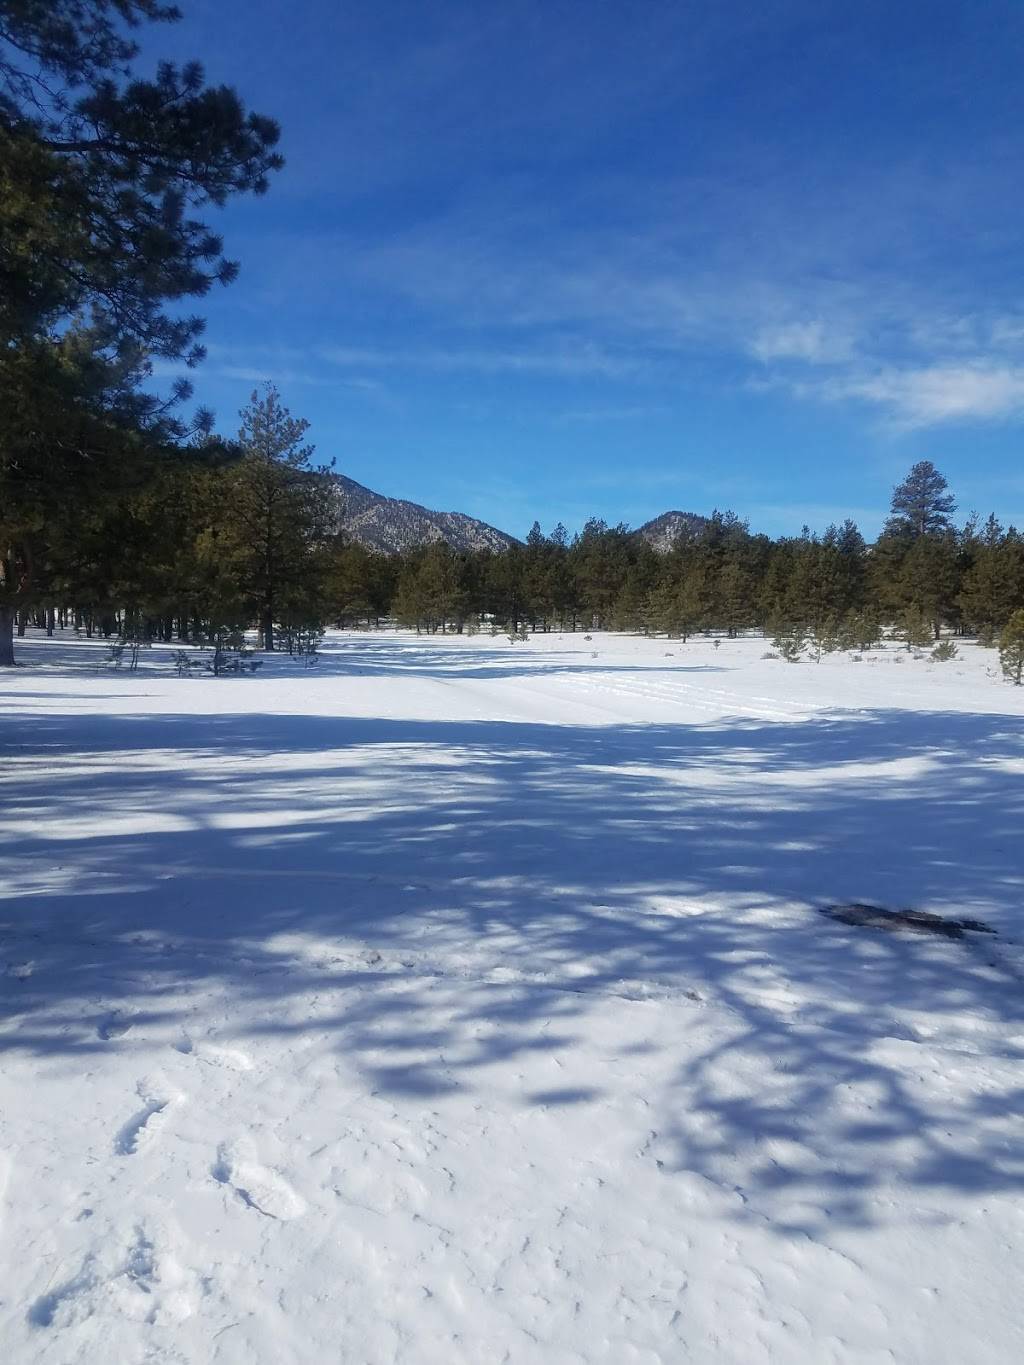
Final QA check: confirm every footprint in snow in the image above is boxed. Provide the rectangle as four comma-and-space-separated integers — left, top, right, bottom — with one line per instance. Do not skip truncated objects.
211, 1140, 305, 1220
97, 1013, 133, 1041
114, 1078, 181, 1156
29, 1224, 194, 1329
28, 1254, 98, 1328
194, 1043, 254, 1072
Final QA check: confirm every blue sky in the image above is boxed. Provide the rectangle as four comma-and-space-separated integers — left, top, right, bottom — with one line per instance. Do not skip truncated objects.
147, 1, 1024, 538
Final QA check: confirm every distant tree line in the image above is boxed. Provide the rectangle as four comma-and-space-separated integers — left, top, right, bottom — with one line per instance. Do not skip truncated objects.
336, 461, 1024, 651
11, 442, 1024, 672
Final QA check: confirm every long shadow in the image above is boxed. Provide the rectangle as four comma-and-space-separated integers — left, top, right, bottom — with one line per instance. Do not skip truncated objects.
5, 630, 730, 683
1, 697, 1023, 1233
298, 634, 731, 681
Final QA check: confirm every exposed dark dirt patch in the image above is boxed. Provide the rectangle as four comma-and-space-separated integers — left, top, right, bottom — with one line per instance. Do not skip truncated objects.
820, 903, 996, 940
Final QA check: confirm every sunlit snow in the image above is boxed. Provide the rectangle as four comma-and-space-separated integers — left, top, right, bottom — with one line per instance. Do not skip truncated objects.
2, 629, 1023, 1363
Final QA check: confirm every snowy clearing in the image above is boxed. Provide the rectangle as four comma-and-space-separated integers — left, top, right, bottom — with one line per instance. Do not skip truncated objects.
2, 629, 1023, 1364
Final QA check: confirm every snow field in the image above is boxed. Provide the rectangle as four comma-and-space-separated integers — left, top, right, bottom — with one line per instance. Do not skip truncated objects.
1, 629, 1023, 1363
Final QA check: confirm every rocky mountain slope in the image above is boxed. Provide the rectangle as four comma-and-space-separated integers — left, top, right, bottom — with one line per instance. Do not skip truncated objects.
636, 509, 709, 552
330, 474, 519, 553
329, 474, 708, 555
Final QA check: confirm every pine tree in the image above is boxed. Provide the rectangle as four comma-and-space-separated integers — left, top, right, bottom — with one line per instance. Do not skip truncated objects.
820, 520, 867, 616
808, 614, 842, 662
569, 520, 633, 628
959, 520, 1024, 636
522, 521, 554, 628
715, 559, 753, 637
897, 533, 960, 639
0, 0, 282, 665
415, 543, 469, 633
610, 570, 646, 632
896, 604, 933, 650
839, 608, 882, 651
771, 626, 806, 662
867, 525, 912, 622
759, 543, 796, 630
0, 329, 189, 664
218, 387, 333, 651
487, 544, 521, 631
998, 610, 1024, 685
885, 461, 956, 538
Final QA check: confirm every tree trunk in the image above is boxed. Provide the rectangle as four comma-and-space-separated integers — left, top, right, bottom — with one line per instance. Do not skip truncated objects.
0, 605, 15, 666
261, 609, 274, 651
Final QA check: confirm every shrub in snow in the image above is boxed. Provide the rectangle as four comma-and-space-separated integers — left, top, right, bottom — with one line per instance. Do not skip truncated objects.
931, 640, 958, 662
999, 610, 1024, 684
809, 615, 842, 661
771, 630, 806, 662
286, 625, 324, 666
896, 605, 933, 650
108, 639, 142, 671
174, 649, 205, 677
839, 609, 882, 651
176, 627, 260, 676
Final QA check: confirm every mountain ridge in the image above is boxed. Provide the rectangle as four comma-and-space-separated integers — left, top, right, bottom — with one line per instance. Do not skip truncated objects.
329, 473, 710, 555
635, 509, 709, 552
329, 473, 519, 554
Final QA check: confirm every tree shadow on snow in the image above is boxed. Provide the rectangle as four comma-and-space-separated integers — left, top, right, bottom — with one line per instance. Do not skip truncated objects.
2, 695, 1023, 1235
4, 629, 730, 684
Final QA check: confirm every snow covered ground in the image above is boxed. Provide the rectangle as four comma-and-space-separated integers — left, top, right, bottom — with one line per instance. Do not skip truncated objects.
2, 628, 1023, 1364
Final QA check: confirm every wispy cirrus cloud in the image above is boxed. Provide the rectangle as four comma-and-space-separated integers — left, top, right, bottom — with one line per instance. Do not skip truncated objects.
556, 404, 669, 424
320, 341, 639, 379
750, 321, 855, 366
218, 364, 335, 387
216, 363, 386, 395
295, 138, 1024, 434
151, 352, 387, 395
803, 362, 1024, 429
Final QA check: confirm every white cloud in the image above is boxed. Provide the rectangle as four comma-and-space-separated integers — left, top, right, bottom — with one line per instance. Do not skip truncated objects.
217, 365, 385, 393
828, 363, 1024, 428
751, 321, 852, 365
320, 342, 637, 379
988, 316, 1024, 348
